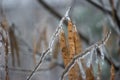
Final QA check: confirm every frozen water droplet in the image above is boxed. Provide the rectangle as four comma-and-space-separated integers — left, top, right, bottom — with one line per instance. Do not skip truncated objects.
99, 45, 105, 60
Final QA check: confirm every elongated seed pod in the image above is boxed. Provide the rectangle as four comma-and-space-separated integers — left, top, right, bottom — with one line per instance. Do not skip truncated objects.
68, 20, 75, 59
59, 29, 69, 66
73, 25, 82, 55
68, 20, 81, 80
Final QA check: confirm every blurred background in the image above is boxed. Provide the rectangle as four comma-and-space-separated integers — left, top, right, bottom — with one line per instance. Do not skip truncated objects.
0, 0, 120, 80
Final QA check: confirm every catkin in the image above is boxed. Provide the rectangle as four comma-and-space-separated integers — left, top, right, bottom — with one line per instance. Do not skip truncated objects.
68, 20, 80, 80
73, 25, 82, 54
73, 24, 83, 80
68, 20, 75, 59
59, 29, 69, 66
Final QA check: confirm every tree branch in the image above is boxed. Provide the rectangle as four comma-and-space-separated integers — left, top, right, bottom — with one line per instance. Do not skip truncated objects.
37, 0, 90, 44
59, 31, 117, 80
85, 0, 120, 31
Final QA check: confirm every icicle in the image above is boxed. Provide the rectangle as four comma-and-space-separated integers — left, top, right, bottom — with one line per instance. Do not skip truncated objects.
27, 7, 72, 80
77, 58, 86, 80
94, 46, 99, 64
64, 7, 71, 21
87, 49, 94, 68
99, 45, 105, 60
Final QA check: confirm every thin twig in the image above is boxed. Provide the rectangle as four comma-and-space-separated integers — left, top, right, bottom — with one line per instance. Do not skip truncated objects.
59, 30, 111, 80
85, 0, 111, 15
85, 0, 120, 30
26, 7, 71, 80
37, 0, 90, 44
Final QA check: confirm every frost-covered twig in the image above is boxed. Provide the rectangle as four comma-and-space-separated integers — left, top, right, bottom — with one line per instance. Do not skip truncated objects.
26, 7, 71, 80
59, 30, 111, 80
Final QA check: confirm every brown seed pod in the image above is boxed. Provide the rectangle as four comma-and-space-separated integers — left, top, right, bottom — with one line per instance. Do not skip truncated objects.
59, 29, 69, 66
73, 25, 82, 55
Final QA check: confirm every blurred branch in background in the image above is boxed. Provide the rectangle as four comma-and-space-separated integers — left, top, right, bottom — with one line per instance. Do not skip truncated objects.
85, 0, 120, 34
37, 0, 90, 44
116, 0, 120, 10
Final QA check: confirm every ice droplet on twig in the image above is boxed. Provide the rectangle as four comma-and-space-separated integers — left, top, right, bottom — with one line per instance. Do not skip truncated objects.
87, 49, 94, 68
49, 7, 71, 52
27, 7, 72, 80
94, 47, 99, 64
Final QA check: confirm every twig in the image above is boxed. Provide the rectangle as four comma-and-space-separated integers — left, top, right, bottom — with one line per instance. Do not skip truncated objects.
85, 0, 120, 31
26, 7, 71, 80
59, 30, 111, 80
109, 0, 120, 29
85, 0, 111, 15
37, 0, 90, 44
26, 48, 50, 80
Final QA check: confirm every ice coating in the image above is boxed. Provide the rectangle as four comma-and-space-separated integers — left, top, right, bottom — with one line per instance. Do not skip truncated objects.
86, 49, 94, 68
77, 58, 86, 80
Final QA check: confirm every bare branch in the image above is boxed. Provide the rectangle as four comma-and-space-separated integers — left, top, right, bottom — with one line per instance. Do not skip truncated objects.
26, 7, 71, 80
37, 0, 90, 44
85, 0, 120, 31
85, 0, 111, 15
59, 30, 111, 80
